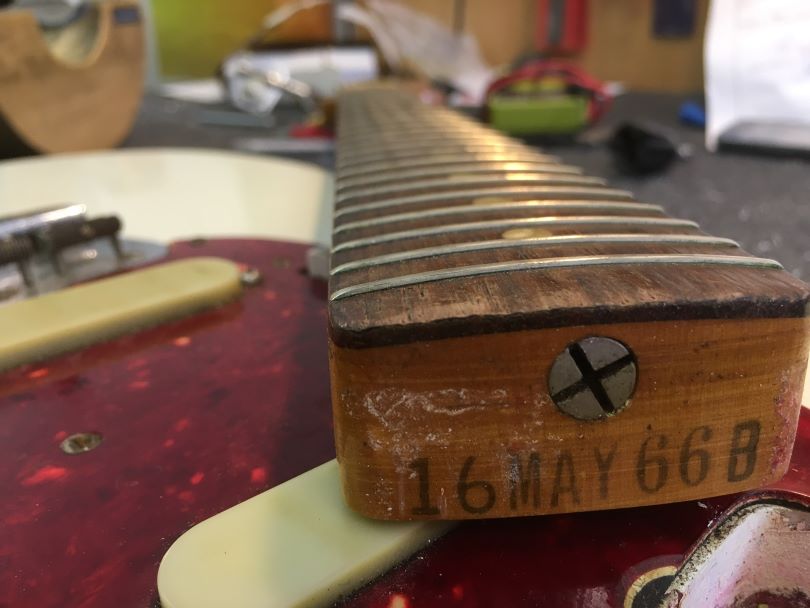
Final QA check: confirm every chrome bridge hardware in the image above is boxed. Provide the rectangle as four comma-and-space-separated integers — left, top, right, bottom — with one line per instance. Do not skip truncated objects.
0, 204, 86, 239
0, 206, 167, 303
36, 215, 124, 274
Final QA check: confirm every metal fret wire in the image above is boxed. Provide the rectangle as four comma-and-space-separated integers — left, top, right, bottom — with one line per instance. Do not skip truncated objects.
335, 174, 607, 204
331, 216, 700, 253
333, 90, 781, 303
338, 153, 560, 177
337, 139, 523, 157
330, 255, 783, 302
330, 234, 740, 275
337, 145, 535, 168
338, 132, 516, 146
334, 186, 636, 216
333, 202, 665, 234
336, 163, 584, 190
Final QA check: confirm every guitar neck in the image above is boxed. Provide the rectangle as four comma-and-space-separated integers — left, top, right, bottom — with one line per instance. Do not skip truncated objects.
327, 82, 810, 521
329, 84, 807, 348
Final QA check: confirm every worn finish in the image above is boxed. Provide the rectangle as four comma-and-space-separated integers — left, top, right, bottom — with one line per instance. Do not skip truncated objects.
662, 497, 810, 607
329, 85, 810, 520
331, 317, 809, 519
336, 411, 810, 607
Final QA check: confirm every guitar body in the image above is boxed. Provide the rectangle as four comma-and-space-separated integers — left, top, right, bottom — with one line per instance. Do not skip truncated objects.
1, 237, 809, 607
0, 0, 144, 157
0, 235, 805, 607
1, 147, 809, 606
0, 238, 334, 607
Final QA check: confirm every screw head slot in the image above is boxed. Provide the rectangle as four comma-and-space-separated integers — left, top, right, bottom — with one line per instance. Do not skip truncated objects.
548, 336, 637, 420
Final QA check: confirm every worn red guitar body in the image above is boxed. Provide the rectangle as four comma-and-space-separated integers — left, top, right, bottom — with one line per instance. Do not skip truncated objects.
2, 238, 808, 607
0, 240, 334, 607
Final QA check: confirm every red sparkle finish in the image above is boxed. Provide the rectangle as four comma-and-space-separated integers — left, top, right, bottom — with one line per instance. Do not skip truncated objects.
1, 238, 808, 608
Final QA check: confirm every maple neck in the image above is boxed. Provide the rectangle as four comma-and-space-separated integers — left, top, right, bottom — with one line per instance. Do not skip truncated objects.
328, 84, 809, 348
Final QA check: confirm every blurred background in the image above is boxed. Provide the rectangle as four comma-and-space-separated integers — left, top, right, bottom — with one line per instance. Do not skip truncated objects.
150, 0, 706, 91
1, 0, 808, 276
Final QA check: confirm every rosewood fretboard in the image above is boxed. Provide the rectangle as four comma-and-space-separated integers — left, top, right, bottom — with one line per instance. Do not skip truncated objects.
329, 86, 807, 349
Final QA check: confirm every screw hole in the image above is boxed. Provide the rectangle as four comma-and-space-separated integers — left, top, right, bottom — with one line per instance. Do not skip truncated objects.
60, 432, 103, 455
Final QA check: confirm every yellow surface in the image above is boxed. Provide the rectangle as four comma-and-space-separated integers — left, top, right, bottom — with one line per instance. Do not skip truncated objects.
152, 0, 331, 78
158, 460, 452, 608
0, 257, 240, 370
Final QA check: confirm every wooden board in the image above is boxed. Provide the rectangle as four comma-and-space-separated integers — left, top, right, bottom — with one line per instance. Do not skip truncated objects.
328, 84, 810, 520
0, 0, 144, 156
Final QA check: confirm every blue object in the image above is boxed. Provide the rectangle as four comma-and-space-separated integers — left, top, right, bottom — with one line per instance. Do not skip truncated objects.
679, 101, 705, 128
654, 0, 696, 38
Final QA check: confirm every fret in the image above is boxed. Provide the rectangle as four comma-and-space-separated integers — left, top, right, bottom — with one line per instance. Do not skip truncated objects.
337, 143, 535, 168
334, 186, 635, 216
330, 234, 740, 275
337, 135, 518, 154
338, 136, 514, 151
333, 224, 704, 263
339, 130, 513, 145
336, 163, 583, 191
338, 156, 564, 179
328, 83, 810, 523
335, 174, 606, 204
340, 151, 558, 179
338, 116, 483, 135
331, 216, 699, 253
339, 122, 500, 136
330, 254, 782, 302
333, 202, 665, 235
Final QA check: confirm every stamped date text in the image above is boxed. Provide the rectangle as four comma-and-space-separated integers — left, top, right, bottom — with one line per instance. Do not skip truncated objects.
409, 420, 761, 515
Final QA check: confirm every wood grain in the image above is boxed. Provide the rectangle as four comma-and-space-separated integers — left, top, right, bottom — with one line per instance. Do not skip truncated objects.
0, 1, 144, 157
329, 85, 810, 520
331, 317, 810, 519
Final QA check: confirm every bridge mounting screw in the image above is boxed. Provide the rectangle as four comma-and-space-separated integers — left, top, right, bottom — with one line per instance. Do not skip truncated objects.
240, 268, 263, 286
60, 432, 103, 455
548, 336, 637, 421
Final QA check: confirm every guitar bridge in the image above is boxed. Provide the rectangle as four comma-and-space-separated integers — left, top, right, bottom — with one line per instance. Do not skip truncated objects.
328, 84, 810, 520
